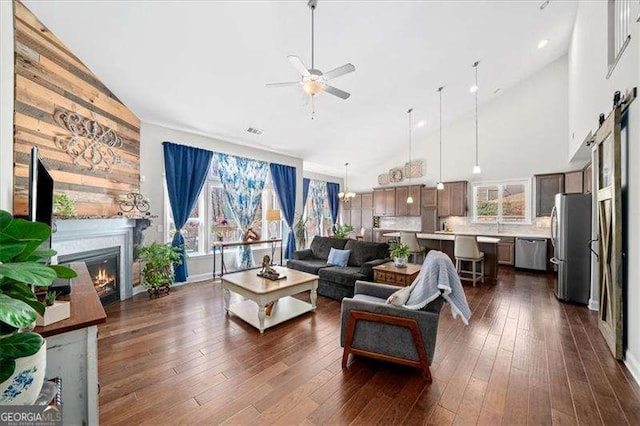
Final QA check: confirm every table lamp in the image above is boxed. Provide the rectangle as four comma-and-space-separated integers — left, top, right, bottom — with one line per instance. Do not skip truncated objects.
266, 210, 281, 240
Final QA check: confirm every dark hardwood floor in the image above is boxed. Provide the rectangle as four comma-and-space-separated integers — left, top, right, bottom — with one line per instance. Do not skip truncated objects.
98, 269, 640, 425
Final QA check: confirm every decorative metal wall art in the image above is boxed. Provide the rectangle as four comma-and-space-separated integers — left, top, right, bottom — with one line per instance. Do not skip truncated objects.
377, 160, 424, 185
54, 109, 123, 171
119, 193, 150, 214
389, 167, 404, 182
377, 173, 390, 185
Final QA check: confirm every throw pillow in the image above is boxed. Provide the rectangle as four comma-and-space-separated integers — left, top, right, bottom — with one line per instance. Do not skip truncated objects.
386, 286, 412, 306
327, 248, 350, 267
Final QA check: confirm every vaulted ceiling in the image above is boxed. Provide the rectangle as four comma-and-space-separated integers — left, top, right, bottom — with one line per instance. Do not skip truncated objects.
24, 0, 577, 177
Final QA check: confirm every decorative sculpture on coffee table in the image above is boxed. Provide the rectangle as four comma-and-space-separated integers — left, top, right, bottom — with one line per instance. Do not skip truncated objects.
258, 255, 282, 281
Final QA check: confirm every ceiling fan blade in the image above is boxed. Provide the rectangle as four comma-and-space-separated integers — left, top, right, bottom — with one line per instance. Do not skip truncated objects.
323, 84, 350, 100
323, 63, 355, 80
288, 55, 311, 77
266, 81, 301, 88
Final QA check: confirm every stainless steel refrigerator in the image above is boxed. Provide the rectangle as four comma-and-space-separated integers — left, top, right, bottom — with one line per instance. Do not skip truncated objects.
550, 193, 592, 304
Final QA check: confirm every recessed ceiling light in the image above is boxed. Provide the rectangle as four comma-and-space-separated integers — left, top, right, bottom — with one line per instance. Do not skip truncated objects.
416, 120, 425, 128
469, 85, 478, 93
538, 39, 549, 49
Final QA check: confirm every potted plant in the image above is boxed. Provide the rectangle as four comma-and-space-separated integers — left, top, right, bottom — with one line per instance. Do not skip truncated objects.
333, 224, 354, 239
35, 291, 70, 327
138, 242, 182, 297
390, 241, 410, 268
52, 193, 75, 217
0, 210, 77, 405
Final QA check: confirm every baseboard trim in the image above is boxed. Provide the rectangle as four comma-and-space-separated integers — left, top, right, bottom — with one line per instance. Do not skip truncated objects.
588, 298, 599, 311
625, 349, 640, 386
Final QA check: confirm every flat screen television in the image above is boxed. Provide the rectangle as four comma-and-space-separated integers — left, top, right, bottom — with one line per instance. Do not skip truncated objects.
28, 146, 54, 249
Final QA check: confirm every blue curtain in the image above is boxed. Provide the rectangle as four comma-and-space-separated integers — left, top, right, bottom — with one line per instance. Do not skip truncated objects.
216, 153, 268, 268
326, 182, 340, 231
162, 142, 213, 282
303, 178, 311, 207
269, 163, 296, 259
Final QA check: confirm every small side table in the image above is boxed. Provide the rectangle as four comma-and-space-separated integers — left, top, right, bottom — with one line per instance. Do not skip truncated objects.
373, 262, 421, 286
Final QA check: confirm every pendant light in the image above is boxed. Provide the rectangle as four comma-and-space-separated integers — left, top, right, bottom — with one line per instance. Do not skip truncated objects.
338, 162, 356, 201
472, 60, 481, 174
406, 108, 414, 204
436, 87, 445, 190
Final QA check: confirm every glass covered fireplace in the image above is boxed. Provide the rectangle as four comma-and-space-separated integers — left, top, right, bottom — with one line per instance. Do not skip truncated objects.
58, 246, 121, 306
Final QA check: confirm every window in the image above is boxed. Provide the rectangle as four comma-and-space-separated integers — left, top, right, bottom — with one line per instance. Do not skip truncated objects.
607, 0, 633, 77
164, 157, 281, 255
303, 180, 333, 239
472, 180, 531, 224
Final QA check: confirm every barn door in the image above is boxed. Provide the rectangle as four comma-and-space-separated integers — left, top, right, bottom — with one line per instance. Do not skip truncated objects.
592, 107, 624, 359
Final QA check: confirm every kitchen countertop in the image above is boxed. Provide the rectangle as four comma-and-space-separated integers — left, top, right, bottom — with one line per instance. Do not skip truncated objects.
434, 230, 550, 239
418, 233, 501, 244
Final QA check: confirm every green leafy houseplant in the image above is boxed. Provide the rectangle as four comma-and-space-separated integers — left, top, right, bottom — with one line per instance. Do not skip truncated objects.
390, 242, 410, 267
333, 224, 354, 239
138, 242, 182, 291
0, 210, 77, 383
52, 193, 75, 217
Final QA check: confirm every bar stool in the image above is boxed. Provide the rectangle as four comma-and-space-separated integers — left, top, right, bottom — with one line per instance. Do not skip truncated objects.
400, 232, 425, 264
454, 235, 484, 286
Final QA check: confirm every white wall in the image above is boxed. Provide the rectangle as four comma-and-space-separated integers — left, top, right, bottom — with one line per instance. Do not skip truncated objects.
568, 0, 640, 384
0, 0, 14, 212
349, 55, 573, 192
140, 122, 304, 277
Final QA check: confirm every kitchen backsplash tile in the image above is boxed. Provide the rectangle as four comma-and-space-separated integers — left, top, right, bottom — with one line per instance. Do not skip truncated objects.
378, 216, 422, 231
440, 216, 551, 237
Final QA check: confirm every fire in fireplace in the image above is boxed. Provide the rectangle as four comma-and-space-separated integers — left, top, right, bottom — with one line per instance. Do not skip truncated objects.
58, 246, 121, 305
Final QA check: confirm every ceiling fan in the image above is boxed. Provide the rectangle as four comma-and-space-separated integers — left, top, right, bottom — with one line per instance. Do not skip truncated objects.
266, 0, 355, 103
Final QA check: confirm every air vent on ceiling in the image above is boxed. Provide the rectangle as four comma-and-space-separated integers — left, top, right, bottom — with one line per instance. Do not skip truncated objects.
246, 127, 264, 136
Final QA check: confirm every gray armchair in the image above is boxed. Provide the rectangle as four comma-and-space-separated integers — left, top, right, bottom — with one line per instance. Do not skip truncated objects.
340, 281, 444, 380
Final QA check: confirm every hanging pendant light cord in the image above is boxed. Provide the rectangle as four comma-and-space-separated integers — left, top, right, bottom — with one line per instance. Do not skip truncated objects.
408, 108, 413, 185
311, 4, 315, 69
438, 87, 443, 183
474, 61, 479, 167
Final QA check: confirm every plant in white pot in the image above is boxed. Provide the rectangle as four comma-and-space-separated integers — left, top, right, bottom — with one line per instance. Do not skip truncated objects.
390, 242, 410, 268
0, 210, 77, 405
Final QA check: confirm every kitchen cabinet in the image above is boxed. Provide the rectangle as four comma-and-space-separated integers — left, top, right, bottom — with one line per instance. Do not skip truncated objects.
497, 237, 515, 266
565, 170, 583, 194
362, 192, 373, 209
350, 193, 362, 209
422, 187, 437, 208
438, 181, 468, 217
421, 207, 437, 233
535, 173, 564, 217
583, 162, 592, 194
395, 185, 422, 216
360, 192, 373, 241
373, 188, 396, 216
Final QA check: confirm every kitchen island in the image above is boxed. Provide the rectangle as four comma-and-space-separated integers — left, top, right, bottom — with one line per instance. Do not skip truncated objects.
417, 233, 500, 283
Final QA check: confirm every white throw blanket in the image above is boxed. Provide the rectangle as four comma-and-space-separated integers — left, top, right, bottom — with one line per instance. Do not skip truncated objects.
393, 250, 471, 324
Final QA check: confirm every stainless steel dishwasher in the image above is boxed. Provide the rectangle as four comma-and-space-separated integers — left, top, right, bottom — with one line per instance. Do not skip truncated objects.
515, 237, 547, 271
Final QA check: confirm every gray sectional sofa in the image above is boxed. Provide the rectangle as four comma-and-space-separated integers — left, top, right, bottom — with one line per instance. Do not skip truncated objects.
287, 236, 390, 301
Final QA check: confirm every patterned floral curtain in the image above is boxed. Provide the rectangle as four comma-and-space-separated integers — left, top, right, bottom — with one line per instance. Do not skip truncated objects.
309, 180, 327, 236
215, 153, 268, 268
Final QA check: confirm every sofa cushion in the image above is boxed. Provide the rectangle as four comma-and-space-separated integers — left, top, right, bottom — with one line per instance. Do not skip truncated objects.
309, 236, 348, 260
286, 259, 329, 275
318, 266, 367, 287
353, 294, 386, 304
327, 248, 350, 267
344, 240, 389, 267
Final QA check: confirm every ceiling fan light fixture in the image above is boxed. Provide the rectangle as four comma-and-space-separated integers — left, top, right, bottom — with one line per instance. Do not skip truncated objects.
303, 80, 323, 96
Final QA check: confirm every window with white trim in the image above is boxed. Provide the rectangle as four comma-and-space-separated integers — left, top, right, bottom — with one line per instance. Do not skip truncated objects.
164, 159, 281, 255
472, 180, 531, 224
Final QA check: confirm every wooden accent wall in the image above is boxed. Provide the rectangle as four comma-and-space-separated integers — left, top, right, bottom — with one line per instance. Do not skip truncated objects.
12, 1, 140, 217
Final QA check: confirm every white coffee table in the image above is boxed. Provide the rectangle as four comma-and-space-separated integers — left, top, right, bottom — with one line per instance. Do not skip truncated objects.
221, 266, 318, 333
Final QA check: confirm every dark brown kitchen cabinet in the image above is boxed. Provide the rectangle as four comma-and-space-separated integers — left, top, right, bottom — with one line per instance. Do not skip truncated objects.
361, 192, 373, 209
422, 187, 437, 208
373, 188, 396, 216
421, 207, 437, 233
535, 173, 564, 216
565, 170, 583, 194
497, 237, 515, 266
438, 181, 468, 217
350, 193, 362, 209
395, 185, 422, 216
583, 162, 592, 194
